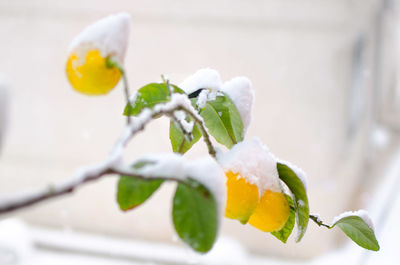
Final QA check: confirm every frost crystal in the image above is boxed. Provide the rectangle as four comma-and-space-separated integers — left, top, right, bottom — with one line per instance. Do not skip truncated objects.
332, 210, 375, 230
222, 77, 254, 134
179, 68, 222, 95
217, 138, 281, 194
69, 13, 131, 64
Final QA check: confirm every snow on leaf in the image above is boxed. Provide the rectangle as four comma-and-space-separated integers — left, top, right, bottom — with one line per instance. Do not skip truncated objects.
222, 77, 254, 135
331, 212, 379, 251
277, 162, 309, 242
179, 68, 222, 95
124, 83, 184, 116
332, 210, 374, 231
199, 94, 244, 149
117, 153, 226, 215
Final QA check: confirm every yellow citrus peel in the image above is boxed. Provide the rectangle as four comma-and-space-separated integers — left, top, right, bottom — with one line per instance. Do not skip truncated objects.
225, 171, 259, 224
66, 50, 121, 95
248, 190, 290, 232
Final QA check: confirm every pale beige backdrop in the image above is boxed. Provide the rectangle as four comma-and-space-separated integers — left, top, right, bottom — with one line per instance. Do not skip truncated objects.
0, 0, 394, 259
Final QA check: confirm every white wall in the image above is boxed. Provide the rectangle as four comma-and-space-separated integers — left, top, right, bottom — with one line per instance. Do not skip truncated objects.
0, 0, 384, 259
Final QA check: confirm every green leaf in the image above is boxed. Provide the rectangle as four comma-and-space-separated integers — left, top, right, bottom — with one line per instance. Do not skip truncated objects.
199, 93, 243, 149
170, 121, 202, 154
117, 177, 163, 211
169, 97, 202, 154
124, 83, 184, 116
117, 161, 162, 211
277, 163, 309, 242
332, 216, 380, 251
172, 180, 218, 253
271, 195, 296, 243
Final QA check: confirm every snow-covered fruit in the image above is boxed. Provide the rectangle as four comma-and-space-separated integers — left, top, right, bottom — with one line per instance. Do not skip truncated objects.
66, 13, 131, 95
118, 68, 378, 251
218, 138, 290, 232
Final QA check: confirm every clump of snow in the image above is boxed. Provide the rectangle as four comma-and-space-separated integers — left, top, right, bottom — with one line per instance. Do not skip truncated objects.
179, 68, 222, 95
179, 70, 255, 136
217, 137, 281, 194
173, 110, 194, 133
69, 13, 131, 64
277, 159, 308, 191
222, 77, 254, 134
119, 153, 226, 215
196, 89, 220, 109
196, 89, 209, 108
332, 210, 375, 230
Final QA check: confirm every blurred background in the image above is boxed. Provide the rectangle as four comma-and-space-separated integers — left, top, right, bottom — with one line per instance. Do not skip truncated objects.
1, 0, 400, 264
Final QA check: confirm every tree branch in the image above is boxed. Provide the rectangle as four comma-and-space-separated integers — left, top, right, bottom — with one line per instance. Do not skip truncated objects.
0, 94, 217, 215
177, 106, 216, 157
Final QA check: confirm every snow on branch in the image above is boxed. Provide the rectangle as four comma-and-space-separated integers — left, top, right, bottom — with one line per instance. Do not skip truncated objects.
0, 93, 216, 215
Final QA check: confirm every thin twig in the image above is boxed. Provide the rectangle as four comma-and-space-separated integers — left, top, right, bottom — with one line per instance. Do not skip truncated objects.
181, 106, 216, 157
309, 213, 331, 228
162, 76, 215, 157
0, 94, 217, 215
0, 164, 192, 215
170, 115, 194, 142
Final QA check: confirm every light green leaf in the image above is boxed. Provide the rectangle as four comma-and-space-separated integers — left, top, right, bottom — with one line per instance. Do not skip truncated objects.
332, 216, 380, 251
170, 121, 202, 154
200, 93, 243, 149
124, 83, 184, 116
277, 163, 309, 242
172, 180, 218, 253
169, 97, 202, 154
271, 195, 296, 243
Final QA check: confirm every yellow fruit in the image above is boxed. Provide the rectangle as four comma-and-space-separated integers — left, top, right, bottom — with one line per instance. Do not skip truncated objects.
66, 49, 121, 95
248, 190, 290, 232
225, 171, 259, 224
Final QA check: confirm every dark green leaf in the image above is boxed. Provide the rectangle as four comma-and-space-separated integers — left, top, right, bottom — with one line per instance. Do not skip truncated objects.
332, 216, 380, 251
117, 177, 163, 211
271, 195, 296, 243
199, 93, 243, 149
277, 163, 309, 242
172, 180, 218, 253
117, 161, 162, 211
124, 83, 184, 116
